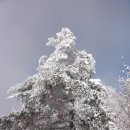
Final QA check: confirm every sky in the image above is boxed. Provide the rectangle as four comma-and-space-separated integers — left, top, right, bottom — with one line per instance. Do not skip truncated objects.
0, 0, 130, 115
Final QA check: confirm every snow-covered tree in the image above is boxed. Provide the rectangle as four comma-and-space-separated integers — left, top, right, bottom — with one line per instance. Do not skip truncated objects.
106, 86, 122, 130
0, 28, 118, 130
107, 64, 130, 130
117, 64, 130, 130
119, 77, 130, 130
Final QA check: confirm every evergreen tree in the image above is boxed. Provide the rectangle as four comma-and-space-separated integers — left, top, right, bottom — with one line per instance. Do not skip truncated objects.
0, 28, 117, 130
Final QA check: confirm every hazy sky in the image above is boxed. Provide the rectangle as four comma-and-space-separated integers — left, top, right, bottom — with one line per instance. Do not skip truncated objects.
0, 0, 130, 115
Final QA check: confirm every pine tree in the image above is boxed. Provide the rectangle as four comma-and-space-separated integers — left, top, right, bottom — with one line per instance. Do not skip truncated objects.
0, 28, 117, 130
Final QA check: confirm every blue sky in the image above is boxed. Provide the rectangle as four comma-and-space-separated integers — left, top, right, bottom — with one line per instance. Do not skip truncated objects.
0, 0, 130, 115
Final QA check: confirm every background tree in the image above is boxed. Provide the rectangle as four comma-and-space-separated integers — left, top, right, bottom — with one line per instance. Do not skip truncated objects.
0, 28, 118, 130
106, 63, 130, 130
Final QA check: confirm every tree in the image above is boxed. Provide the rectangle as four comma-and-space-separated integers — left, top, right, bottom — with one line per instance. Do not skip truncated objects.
112, 64, 130, 130
119, 77, 130, 129
107, 65, 130, 130
0, 28, 118, 130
